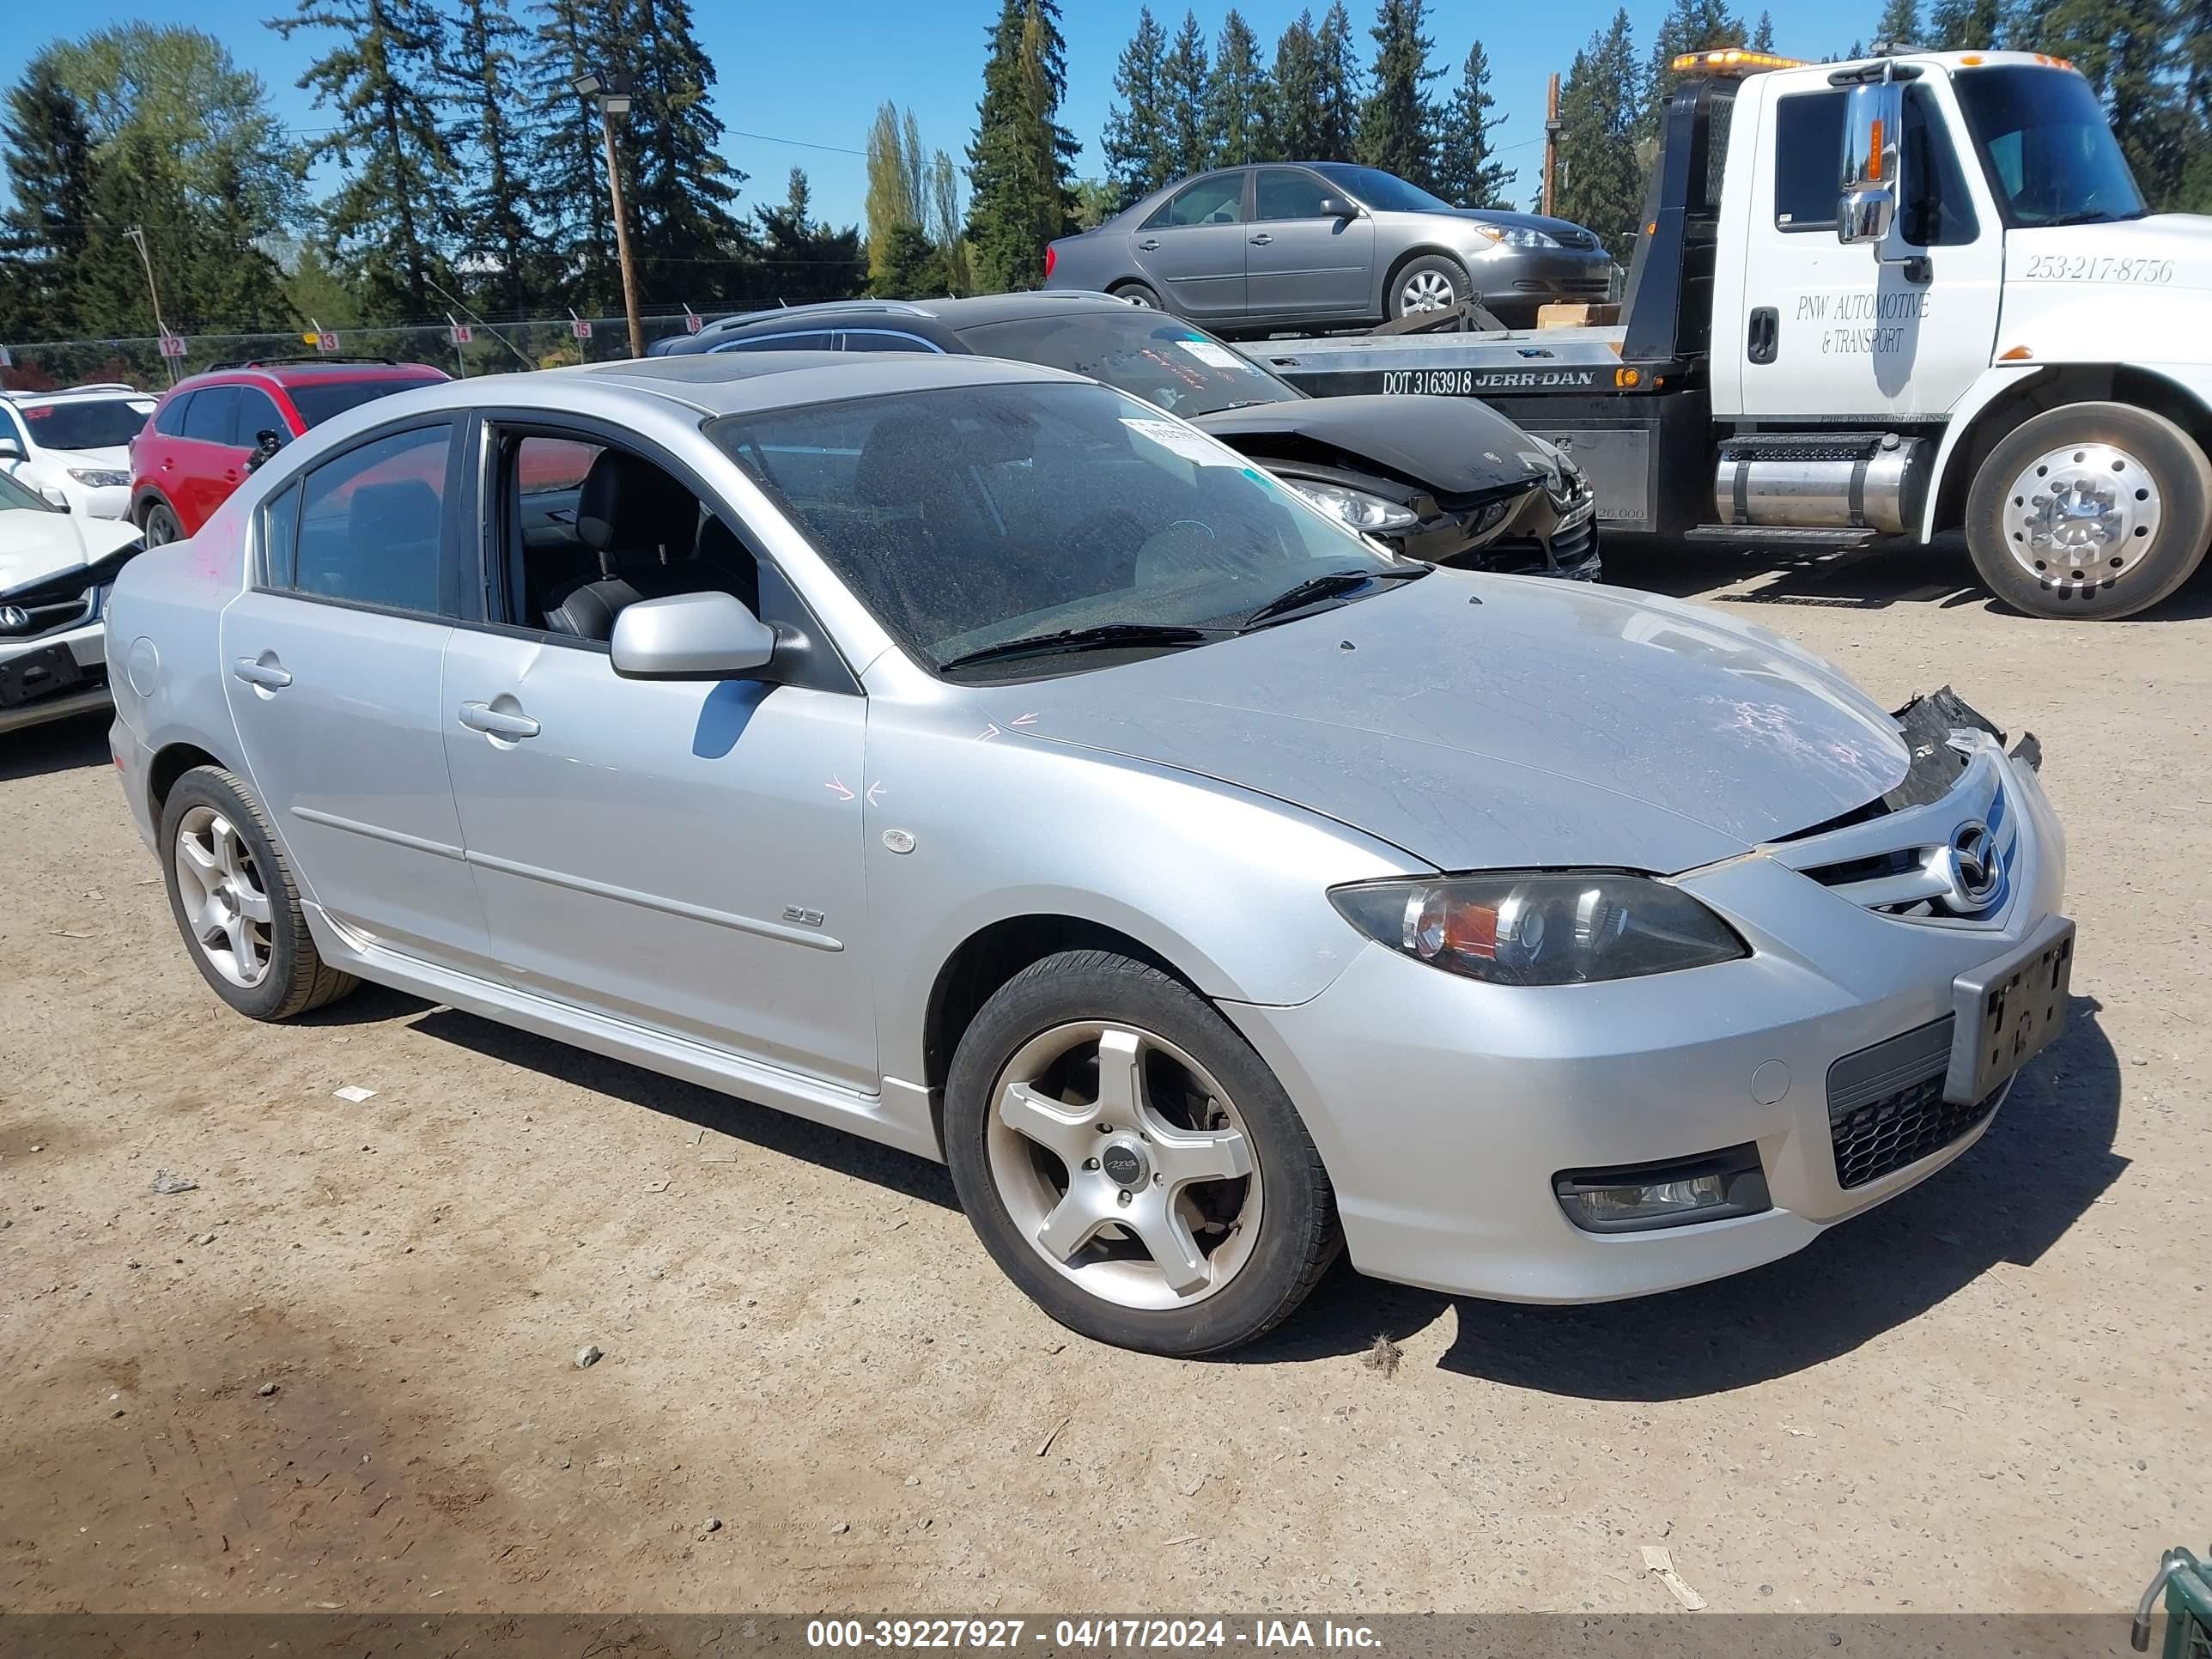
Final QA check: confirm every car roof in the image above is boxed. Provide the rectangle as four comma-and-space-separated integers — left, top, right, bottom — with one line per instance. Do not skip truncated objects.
693, 290, 1132, 343
165, 361, 450, 396
2, 384, 154, 405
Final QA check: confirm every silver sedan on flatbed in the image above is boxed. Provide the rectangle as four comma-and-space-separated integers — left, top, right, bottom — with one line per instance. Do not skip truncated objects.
106, 350, 2073, 1355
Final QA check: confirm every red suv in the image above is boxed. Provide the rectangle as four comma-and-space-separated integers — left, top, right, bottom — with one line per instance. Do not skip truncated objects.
130, 359, 450, 544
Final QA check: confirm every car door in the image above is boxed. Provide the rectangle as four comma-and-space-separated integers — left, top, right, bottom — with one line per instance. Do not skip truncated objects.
175, 386, 251, 532
1732, 78, 2002, 420
220, 420, 494, 971
137, 390, 194, 511
231, 385, 291, 469
1133, 172, 1252, 319
439, 418, 877, 1090
1247, 167, 1376, 319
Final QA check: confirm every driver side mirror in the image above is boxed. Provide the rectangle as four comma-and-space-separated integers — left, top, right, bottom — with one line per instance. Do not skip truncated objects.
611, 590, 778, 681
1317, 196, 1358, 221
0, 437, 19, 460
1838, 77, 1905, 247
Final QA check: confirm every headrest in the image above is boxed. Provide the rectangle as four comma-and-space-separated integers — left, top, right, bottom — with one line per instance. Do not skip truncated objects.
576, 449, 700, 555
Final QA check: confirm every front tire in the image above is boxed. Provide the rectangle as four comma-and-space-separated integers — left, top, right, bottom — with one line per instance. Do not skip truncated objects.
1965, 401, 2212, 618
159, 766, 357, 1021
1388, 254, 1471, 319
943, 950, 1340, 1356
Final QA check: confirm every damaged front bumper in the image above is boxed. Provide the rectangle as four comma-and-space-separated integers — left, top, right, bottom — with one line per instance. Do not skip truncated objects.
0, 547, 136, 735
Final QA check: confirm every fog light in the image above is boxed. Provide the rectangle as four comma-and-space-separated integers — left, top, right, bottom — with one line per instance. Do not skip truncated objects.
1553, 1145, 1770, 1233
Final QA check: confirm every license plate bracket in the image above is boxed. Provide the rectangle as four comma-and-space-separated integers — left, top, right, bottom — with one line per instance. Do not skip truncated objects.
0, 641, 82, 708
1944, 916, 2075, 1104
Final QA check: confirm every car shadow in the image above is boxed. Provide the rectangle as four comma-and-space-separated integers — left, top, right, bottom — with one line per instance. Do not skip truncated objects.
398, 1002, 960, 1212
1239, 994, 2124, 1395
0, 708, 111, 781
1604, 533, 2212, 621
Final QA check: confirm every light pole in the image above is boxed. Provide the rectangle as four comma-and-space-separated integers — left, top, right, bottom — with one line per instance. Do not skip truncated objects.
124, 225, 178, 386
572, 70, 646, 361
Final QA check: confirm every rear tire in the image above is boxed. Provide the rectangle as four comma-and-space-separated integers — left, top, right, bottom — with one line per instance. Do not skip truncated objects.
159, 765, 358, 1021
1388, 254, 1471, 319
1965, 400, 2212, 619
943, 950, 1340, 1357
140, 501, 182, 546
1113, 281, 1163, 310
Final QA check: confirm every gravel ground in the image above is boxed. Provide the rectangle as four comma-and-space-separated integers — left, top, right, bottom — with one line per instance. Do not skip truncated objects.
1, 535, 2205, 1617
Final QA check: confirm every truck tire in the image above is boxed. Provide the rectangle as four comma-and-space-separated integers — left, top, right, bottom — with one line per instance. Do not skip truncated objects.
1966, 401, 2212, 619
1388, 254, 1471, 319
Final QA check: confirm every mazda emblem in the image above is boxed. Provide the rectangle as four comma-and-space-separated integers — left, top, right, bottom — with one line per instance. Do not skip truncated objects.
1949, 819, 2001, 908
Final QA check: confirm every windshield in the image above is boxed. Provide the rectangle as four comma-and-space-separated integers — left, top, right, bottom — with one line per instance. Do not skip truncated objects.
957, 312, 1301, 419
0, 468, 58, 512
20, 397, 152, 451
712, 380, 1404, 678
1310, 164, 1453, 214
1952, 66, 2145, 226
288, 376, 440, 428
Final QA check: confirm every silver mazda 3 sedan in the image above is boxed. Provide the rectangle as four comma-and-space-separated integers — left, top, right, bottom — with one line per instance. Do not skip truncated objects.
106, 352, 2074, 1355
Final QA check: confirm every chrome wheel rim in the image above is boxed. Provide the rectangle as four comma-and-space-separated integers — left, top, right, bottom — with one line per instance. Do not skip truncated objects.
173, 805, 274, 988
986, 1021, 1261, 1310
2001, 441, 2163, 590
1121, 289, 1155, 308
1400, 269, 1458, 312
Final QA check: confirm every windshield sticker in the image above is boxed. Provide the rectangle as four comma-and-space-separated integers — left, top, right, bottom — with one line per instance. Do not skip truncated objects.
1178, 339, 1243, 370
1121, 416, 1238, 465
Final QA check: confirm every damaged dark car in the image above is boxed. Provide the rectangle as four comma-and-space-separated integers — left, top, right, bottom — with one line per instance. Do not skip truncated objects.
656, 293, 1600, 580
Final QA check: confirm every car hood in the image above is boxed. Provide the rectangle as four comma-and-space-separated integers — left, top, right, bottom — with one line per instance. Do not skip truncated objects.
1190, 394, 1547, 496
980, 571, 1911, 873
40, 442, 133, 470
1443, 207, 1598, 240
0, 509, 140, 592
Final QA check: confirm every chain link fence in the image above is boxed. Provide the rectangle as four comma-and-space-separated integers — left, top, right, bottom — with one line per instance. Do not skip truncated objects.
0, 312, 720, 392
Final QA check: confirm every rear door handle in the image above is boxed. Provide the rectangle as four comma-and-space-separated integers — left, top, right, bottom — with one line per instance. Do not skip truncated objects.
1138, 238, 1161, 251
459, 701, 540, 740
1249, 232, 1273, 246
232, 656, 291, 690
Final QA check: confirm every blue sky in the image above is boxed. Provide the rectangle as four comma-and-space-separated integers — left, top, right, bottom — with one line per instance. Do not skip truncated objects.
1, 0, 1875, 234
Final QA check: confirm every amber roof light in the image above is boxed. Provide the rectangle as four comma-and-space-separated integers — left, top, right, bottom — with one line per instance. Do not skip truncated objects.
1669, 48, 1810, 75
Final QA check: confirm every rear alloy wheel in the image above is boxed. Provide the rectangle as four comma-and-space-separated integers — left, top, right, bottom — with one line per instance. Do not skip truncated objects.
1114, 281, 1163, 310
945, 950, 1340, 1356
141, 501, 182, 546
1966, 401, 2212, 618
1389, 254, 1470, 319
159, 765, 357, 1021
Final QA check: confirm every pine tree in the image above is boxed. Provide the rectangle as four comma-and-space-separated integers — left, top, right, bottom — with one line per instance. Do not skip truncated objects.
1875, 0, 1923, 43
191, 149, 298, 328
1313, 2, 1365, 162
872, 222, 947, 299
1752, 9, 1777, 46
2034, 0, 2185, 200
1103, 8, 1175, 206
1646, 0, 1746, 126
1357, 0, 1445, 189
1160, 10, 1213, 177
447, 0, 537, 316
0, 57, 97, 339
865, 102, 926, 283
1270, 12, 1327, 160
1557, 8, 1647, 257
76, 125, 198, 332
1436, 40, 1512, 207
271, 0, 460, 319
964, 0, 1079, 294
1209, 10, 1273, 164
524, 0, 622, 314
623, 0, 747, 302
1925, 0, 2002, 45
755, 167, 864, 306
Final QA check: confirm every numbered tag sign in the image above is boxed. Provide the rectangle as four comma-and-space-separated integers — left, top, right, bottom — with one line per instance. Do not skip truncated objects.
684, 313, 704, 335
158, 333, 187, 360
451, 323, 474, 345
571, 317, 593, 340
0, 343, 12, 368
315, 331, 340, 354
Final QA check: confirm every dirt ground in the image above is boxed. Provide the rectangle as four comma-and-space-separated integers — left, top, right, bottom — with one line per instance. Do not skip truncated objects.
2, 535, 2206, 1619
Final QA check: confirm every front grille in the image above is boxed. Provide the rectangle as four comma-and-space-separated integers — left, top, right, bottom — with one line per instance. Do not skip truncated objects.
0, 593, 95, 641
1555, 228, 1600, 250
1826, 1018, 1999, 1189
1480, 513, 1599, 578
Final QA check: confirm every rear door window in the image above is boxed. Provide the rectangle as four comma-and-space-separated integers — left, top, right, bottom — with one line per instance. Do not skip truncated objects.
711, 331, 834, 352
153, 393, 195, 437
1146, 173, 1247, 228
284, 423, 455, 615
182, 386, 243, 446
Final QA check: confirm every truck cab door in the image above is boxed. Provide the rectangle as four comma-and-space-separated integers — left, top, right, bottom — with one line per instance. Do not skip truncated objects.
1731, 75, 2002, 422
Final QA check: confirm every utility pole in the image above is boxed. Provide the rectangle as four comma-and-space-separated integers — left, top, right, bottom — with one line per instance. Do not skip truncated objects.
124, 226, 178, 386
1541, 73, 1562, 219
572, 70, 647, 360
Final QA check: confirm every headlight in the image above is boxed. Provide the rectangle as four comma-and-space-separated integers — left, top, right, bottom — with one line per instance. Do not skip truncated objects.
1284, 480, 1419, 534
1329, 872, 1747, 986
67, 468, 130, 488
1496, 227, 1561, 249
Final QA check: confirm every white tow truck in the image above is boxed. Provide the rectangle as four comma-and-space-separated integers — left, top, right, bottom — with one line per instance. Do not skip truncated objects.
1244, 47, 2212, 618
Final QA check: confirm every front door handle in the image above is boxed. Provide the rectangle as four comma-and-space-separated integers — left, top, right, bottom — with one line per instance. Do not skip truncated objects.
1747, 306, 1778, 366
1138, 237, 1161, 251
232, 656, 291, 690
459, 701, 540, 740
1249, 232, 1273, 246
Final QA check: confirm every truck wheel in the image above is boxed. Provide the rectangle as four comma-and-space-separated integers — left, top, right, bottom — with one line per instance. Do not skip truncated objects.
1966, 402, 2212, 619
1389, 255, 1470, 319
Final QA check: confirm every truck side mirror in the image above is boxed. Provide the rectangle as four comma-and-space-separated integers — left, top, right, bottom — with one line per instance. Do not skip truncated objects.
1837, 77, 1905, 247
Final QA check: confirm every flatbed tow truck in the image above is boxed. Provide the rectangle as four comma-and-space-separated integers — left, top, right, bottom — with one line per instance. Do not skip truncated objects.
1242, 46, 2212, 618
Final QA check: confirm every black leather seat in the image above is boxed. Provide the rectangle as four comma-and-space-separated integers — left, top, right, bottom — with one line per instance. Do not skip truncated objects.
544, 452, 753, 641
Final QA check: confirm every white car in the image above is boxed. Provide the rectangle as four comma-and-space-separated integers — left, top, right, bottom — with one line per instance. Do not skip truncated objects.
0, 385, 156, 520
0, 467, 140, 734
